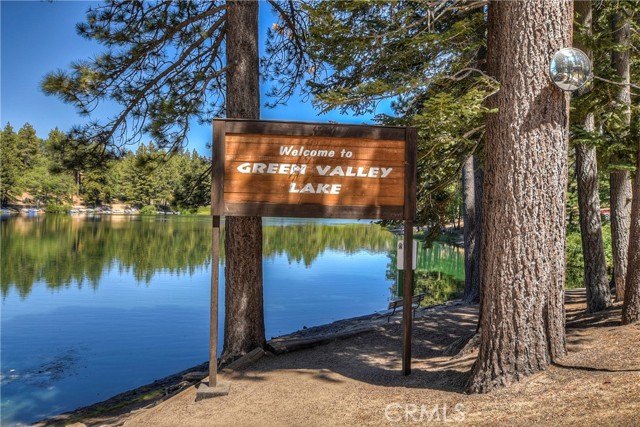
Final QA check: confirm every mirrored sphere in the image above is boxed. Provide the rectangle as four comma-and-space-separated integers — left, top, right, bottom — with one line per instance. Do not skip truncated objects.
549, 48, 592, 91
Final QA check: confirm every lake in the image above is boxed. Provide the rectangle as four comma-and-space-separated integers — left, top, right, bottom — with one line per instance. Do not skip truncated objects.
0, 215, 463, 426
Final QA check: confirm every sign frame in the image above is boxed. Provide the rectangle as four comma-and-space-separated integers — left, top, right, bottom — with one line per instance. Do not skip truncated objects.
212, 118, 416, 221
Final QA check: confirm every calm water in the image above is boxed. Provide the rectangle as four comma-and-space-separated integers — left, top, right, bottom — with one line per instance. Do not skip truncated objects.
0, 215, 462, 426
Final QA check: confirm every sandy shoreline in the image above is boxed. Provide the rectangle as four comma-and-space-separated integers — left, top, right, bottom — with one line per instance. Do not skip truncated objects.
34, 290, 640, 427
32, 300, 464, 427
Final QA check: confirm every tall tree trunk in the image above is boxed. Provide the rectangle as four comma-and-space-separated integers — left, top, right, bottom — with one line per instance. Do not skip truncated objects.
610, 9, 632, 302
473, 156, 484, 310
622, 150, 640, 324
576, 143, 611, 311
467, 0, 570, 393
574, 0, 611, 312
462, 155, 482, 303
221, 0, 266, 364
611, 171, 632, 299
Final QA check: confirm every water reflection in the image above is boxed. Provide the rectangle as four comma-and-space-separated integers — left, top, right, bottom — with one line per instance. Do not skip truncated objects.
1, 216, 395, 298
1, 216, 212, 298
387, 241, 465, 305
263, 222, 394, 267
1, 215, 464, 425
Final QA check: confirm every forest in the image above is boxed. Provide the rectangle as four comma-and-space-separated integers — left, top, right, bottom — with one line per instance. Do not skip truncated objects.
0, 123, 210, 211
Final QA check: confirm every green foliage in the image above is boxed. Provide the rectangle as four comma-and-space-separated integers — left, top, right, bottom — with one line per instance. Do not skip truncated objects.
182, 206, 211, 216
0, 124, 23, 205
173, 150, 211, 210
40, 1, 230, 153
44, 204, 72, 214
82, 166, 112, 206
414, 274, 464, 306
21, 163, 76, 208
566, 223, 613, 289
570, 1, 639, 173
139, 205, 157, 215
301, 2, 492, 230
41, 1, 308, 159
1, 123, 77, 208
1, 122, 211, 210
304, 1, 487, 115
382, 77, 497, 227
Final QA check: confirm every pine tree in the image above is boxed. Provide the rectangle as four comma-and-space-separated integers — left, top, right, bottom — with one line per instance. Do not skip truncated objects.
0, 124, 22, 206
302, 1, 491, 237
572, 0, 611, 312
467, 0, 571, 392
16, 123, 41, 169
571, 1, 639, 305
173, 149, 211, 211
609, 5, 633, 302
622, 143, 640, 324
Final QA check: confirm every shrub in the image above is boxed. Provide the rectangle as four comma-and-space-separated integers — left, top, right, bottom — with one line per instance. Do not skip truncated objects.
45, 204, 72, 214
565, 224, 613, 289
139, 205, 157, 215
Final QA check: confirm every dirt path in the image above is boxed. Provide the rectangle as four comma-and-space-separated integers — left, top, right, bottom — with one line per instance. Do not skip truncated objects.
39, 289, 640, 427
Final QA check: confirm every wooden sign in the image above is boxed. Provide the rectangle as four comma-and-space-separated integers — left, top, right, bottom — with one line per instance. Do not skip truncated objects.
202, 119, 418, 399
212, 119, 416, 220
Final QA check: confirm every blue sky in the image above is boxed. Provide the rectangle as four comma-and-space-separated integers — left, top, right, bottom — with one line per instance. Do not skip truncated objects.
1, 1, 391, 155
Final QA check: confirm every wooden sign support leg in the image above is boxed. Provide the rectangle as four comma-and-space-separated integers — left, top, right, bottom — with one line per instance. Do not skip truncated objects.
196, 215, 230, 400
402, 220, 414, 376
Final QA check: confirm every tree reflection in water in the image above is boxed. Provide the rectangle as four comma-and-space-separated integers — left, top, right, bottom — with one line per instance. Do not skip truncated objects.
2, 216, 463, 305
387, 240, 465, 305
1, 216, 399, 298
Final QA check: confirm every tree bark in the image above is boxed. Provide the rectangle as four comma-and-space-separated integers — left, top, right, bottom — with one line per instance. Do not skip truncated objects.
467, 0, 570, 394
622, 150, 640, 324
574, 0, 611, 313
610, 9, 632, 302
474, 159, 484, 326
462, 155, 482, 304
221, 0, 266, 364
611, 171, 632, 300
576, 143, 611, 312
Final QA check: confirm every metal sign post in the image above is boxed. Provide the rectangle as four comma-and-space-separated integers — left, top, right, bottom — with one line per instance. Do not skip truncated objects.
196, 137, 230, 400
402, 221, 414, 376
196, 217, 231, 399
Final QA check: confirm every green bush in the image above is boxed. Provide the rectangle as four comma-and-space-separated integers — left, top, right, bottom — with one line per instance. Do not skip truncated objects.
175, 205, 199, 215
415, 273, 464, 305
139, 205, 157, 215
45, 204, 72, 214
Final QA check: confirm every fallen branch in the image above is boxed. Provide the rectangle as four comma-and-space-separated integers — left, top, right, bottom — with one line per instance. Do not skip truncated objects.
267, 325, 382, 355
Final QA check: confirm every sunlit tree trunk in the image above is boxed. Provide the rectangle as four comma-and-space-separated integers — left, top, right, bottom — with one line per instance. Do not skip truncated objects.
574, 0, 611, 312
462, 155, 482, 303
610, 9, 632, 302
622, 149, 640, 324
221, 0, 266, 364
467, 0, 570, 393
